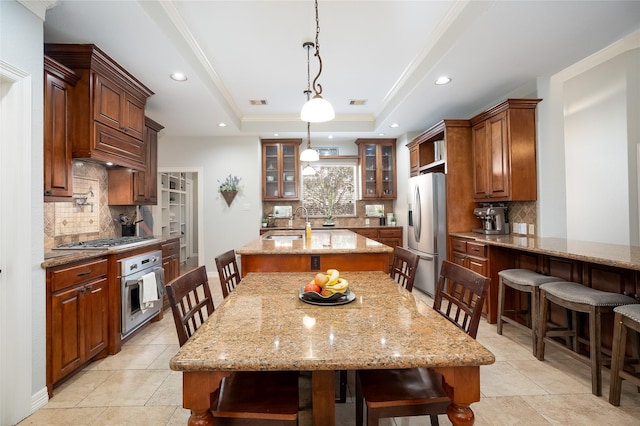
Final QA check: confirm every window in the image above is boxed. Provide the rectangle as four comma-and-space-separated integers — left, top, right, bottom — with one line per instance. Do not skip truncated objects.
302, 159, 358, 218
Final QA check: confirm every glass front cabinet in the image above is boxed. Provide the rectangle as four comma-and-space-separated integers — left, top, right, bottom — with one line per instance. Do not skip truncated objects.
356, 139, 397, 199
261, 139, 301, 200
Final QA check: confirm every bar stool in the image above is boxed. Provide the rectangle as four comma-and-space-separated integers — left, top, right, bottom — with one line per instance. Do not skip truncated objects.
537, 281, 636, 396
497, 269, 560, 355
609, 303, 640, 406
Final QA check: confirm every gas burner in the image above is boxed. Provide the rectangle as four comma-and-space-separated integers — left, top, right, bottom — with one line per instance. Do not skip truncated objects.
54, 236, 158, 250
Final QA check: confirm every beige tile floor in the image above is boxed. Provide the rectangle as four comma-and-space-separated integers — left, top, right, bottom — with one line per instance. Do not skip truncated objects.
19, 266, 640, 426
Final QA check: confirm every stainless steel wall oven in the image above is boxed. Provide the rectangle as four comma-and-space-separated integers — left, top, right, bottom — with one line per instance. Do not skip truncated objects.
120, 250, 163, 338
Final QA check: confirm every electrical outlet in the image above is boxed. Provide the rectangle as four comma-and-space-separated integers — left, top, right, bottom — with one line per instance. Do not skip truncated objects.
365, 218, 370, 225
528, 224, 535, 235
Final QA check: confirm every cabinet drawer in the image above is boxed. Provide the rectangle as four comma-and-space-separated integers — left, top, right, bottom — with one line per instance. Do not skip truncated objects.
466, 242, 487, 258
162, 240, 179, 257
50, 258, 108, 292
451, 238, 467, 253
378, 228, 401, 239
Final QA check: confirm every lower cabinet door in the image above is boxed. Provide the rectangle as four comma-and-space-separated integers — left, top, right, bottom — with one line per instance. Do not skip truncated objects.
84, 277, 109, 359
51, 286, 83, 384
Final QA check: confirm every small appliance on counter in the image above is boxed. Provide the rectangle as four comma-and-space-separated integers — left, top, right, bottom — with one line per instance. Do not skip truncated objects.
473, 205, 508, 234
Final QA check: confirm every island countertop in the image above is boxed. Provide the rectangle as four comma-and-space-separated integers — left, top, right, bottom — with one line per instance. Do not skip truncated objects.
237, 229, 394, 255
450, 232, 640, 271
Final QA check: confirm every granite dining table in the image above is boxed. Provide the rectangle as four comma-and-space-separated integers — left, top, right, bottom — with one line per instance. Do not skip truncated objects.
169, 271, 495, 426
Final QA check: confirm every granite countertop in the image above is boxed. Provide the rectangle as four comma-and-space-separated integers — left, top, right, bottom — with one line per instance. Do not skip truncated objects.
451, 232, 640, 271
41, 235, 179, 269
237, 229, 394, 255
170, 271, 495, 372
263, 224, 402, 231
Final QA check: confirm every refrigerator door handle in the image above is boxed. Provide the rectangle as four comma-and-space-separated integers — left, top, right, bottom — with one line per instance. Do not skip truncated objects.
414, 185, 421, 242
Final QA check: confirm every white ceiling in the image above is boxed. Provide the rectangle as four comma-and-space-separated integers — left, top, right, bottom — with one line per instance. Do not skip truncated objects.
43, 1, 640, 143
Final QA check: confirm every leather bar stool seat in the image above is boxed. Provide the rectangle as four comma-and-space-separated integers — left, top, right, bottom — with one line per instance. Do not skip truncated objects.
609, 303, 640, 406
497, 269, 560, 355
537, 281, 636, 396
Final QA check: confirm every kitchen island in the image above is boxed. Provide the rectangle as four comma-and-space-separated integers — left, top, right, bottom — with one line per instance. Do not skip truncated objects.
237, 229, 394, 276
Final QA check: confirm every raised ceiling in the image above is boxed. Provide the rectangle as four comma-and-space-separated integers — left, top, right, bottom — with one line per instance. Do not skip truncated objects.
43, 1, 640, 142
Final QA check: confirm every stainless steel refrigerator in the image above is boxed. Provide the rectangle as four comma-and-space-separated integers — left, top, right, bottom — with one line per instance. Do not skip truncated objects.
407, 172, 446, 296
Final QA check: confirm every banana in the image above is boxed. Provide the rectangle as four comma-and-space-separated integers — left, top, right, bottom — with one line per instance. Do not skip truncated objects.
324, 278, 349, 293
327, 269, 340, 285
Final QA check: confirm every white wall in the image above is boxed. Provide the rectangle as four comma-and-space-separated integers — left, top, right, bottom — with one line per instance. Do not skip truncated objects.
158, 136, 262, 272
0, 0, 46, 423
537, 33, 640, 244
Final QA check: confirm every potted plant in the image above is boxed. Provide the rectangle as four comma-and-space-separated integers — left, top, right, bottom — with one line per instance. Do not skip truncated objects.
218, 174, 241, 206
261, 217, 268, 228
390, 214, 397, 226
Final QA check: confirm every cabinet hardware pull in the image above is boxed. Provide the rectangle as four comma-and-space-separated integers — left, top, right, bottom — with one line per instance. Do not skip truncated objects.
45, 190, 52, 195
86, 285, 93, 291
80, 287, 86, 294
77, 270, 92, 277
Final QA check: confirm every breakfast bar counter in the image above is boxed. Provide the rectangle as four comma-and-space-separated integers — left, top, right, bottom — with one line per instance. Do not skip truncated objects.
170, 271, 495, 426
450, 232, 640, 324
237, 229, 394, 276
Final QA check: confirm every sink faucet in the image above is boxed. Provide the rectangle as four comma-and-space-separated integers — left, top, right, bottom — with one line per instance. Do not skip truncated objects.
294, 206, 309, 224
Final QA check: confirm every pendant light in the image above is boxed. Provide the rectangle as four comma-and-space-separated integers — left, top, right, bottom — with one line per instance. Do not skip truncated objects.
300, 0, 335, 123
300, 43, 319, 163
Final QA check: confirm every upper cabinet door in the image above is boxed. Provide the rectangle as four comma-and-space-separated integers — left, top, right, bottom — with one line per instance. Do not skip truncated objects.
94, 74, 145, 140
470, 99, 540, 202
44, 56, 79, 200
357, 139, 397, 199
261, 139, 301, 200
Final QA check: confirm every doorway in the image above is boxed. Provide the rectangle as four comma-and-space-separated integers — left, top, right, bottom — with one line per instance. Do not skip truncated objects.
0, 61, 36, 423
155, 167, 204, 268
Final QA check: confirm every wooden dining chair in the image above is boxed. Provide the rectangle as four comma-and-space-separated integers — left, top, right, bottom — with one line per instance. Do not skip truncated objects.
356, 260, 490, 426
215, 249, 242, 298
389, 246, 420, 291
165, 266, 299, 425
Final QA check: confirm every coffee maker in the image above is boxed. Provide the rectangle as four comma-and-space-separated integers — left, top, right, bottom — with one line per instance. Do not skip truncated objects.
472, 205, 508, 234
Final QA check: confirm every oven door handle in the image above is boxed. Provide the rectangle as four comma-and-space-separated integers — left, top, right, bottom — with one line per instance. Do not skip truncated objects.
125, 279, 142, 288
124, 267, 164, 288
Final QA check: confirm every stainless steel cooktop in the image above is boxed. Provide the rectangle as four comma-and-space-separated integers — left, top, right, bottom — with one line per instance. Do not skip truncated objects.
53, 236, 159, 250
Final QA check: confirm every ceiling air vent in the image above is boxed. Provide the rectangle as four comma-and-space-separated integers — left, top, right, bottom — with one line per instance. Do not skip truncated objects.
349, 99, 367, 106
249, 99, 268, 106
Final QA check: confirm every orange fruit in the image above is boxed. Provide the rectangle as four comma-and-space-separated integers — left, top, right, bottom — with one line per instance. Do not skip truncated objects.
321, 289, 333, 297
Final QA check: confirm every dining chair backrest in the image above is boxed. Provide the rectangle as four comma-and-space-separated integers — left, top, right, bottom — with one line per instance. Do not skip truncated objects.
389, 247, 420, 292
433, 260, 490, 339
165, 265, 214, 346
215, 249, 242, 299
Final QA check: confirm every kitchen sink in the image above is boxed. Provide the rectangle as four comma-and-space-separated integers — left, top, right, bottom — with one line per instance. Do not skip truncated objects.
263, 234, 303, 240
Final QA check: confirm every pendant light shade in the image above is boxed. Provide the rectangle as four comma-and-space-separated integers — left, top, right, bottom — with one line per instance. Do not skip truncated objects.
300, 146, 320, 162
302, 164, 316, 175
301, 95, 335, 123
300, 0, 334, 123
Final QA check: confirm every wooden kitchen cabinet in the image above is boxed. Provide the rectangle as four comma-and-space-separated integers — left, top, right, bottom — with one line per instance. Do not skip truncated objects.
44, 44, 154, 171
356, 139, 397, 199
108, 117, 163, 205
162, 238, 181, 309
451, 237, 489, 314
470, 98, 541, 202
47, 257, 109, 396
261, 139, 301, 200
44, 56, 79, 201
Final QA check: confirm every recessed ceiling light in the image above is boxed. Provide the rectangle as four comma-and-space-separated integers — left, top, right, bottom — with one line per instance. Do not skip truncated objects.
328, 135, 333, 139
170, 72, 187, 82
217, 122, 227, 128
389, 123, 400, 128
378, 133, 385, 136
274, 133, 279, 137
434, 76, 451, 85
105, 162, 113, 166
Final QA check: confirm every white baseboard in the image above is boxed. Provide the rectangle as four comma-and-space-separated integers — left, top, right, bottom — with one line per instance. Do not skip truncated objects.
31, 387, 49, 412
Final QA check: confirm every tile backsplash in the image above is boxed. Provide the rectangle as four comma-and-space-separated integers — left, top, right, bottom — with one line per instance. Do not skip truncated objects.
44, 161, 136, 251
